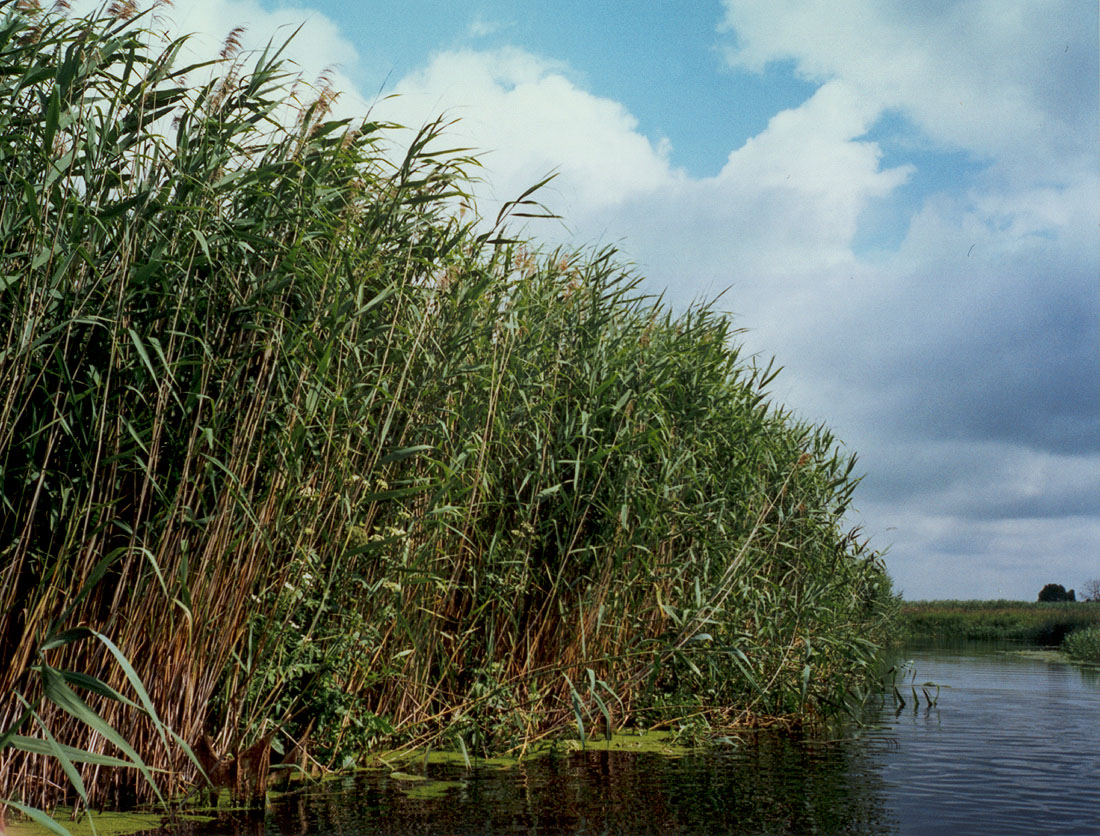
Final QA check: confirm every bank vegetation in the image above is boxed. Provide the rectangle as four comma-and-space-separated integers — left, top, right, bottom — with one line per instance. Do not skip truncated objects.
0, 2, 894, 816
898, 600, 1100, 646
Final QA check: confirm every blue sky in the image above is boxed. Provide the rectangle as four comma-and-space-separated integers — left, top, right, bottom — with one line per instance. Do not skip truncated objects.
298, 1, 820, 176
165, 0, 1099, 600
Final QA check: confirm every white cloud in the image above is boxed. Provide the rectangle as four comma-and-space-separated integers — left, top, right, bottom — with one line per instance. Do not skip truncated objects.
162, 0, 359, 76
711, 80, 912, 268
377, 48, 679, 216
108, 0, 375, 127
373, 47, 915, 305
467, 16, 507, 38
719, 0, 1096, 186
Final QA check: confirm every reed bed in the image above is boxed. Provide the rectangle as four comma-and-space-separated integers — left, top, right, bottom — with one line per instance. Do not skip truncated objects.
898, 601, 1100, 645
1063, 625, 1100, 664
0, 2, 895, 813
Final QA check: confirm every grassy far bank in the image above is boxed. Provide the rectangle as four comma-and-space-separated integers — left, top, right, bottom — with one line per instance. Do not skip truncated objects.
0, 0, 894, 819
898, 601, 1100, 658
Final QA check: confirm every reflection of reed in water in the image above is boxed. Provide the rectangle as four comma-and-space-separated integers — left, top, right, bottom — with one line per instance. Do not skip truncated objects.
165, 739, 897, 836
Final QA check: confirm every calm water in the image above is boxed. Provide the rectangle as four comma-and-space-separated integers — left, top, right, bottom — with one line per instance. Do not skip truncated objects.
180, 645, 1100, 836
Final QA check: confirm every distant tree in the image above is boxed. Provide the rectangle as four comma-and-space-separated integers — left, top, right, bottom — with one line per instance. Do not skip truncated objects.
1038, 583, 1075, 602
1082, 579, 1100, 602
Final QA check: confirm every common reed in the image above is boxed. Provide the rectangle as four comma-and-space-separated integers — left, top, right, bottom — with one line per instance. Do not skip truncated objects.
898, 601, 1100, 645
1063, 625, 1100, 664
0, 1, 894, 812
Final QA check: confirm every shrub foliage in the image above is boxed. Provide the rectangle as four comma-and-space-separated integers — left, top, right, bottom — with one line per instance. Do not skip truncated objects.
898, 600, 1100, 645
1038, 584, 1075, 603
1063, 625, 1100, 664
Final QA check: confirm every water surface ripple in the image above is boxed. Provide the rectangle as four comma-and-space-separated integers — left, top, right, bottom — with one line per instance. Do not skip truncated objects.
866, 646, 1099, 836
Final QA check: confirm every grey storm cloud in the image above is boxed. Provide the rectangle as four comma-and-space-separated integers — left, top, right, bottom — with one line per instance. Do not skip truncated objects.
858, 437, 1099, 521
872, 280, 1098, 455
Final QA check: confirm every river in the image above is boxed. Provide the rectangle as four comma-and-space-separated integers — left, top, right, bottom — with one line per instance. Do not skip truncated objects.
173, 644, 1100, 835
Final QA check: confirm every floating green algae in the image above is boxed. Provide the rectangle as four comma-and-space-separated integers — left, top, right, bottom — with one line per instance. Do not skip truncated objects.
397, 779, 464, 800
563, 730, 692, 756
387, 771, 427, 782
7, 810, 213, 836
374, 729, 693, 773
373, 732, 689, 802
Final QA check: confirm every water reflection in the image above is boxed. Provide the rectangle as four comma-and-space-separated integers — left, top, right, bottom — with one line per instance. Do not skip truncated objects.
185, 736, 896, 836
163, 645, 1099, 836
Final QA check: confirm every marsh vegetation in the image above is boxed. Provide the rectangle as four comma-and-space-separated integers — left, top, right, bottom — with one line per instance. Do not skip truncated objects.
898, 600, 1100, 668
898, 600, 1100, 647
0, 2, 894, 818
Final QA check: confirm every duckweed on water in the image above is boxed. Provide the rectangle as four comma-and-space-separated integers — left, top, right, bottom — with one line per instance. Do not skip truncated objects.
6, 811, 212, 836
397, 779, 465, 801
376, 732, 696, 800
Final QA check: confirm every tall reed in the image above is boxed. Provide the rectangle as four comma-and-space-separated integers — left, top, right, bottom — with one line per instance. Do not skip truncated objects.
0, 1, 894, 811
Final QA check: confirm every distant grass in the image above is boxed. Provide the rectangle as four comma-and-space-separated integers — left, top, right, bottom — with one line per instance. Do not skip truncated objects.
899, 600, 1100, 645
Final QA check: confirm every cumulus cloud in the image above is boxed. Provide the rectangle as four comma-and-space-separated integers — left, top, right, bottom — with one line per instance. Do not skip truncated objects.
467, 16, 508, 39
698, 0, 1098, 598
365, 22, 1096, 598
658, 79, 912, 276
719, 0, 1098, 186
373, 47, 917, 309
164, 0, 355, 72
377, 48, 679, 216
